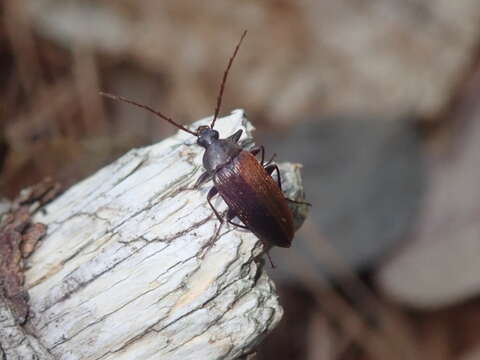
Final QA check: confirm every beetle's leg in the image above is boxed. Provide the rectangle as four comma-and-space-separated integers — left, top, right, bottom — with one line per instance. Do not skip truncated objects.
226, 207, 236, 222
264, 153, 276, 166
253, 146, 275, 166
207, 187, 223, 222
194, 171, 212, 189
286, 198, 312, 206
226, 208, 275, 267
250, 147, 260, 156
265, 164, 311, 205
199, 220, 224, 258
265, 251, 276, 268
250, 145, 265, 165
265, 164, 282, 191
227, 129, 243, 143
226, 208, 249, 230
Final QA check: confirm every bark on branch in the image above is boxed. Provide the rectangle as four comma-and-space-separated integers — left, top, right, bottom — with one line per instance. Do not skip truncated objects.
21, 110, 307, 360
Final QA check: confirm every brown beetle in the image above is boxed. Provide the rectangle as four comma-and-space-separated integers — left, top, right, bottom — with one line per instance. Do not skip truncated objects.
101, 31, 298, 259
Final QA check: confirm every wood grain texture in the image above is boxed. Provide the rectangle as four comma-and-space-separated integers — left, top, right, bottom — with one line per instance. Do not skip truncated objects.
22, 110, 307, 360
0, 294, 54, 360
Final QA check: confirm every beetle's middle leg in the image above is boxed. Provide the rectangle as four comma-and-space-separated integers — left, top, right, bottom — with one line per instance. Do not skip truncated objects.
252, 145, 276, 166
250, 145, 265, 165
207, 186, 223, 222
265, 164, 311, 206
226, 208, 249, 230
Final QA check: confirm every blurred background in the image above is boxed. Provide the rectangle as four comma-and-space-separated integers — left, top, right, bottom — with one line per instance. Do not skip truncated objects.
1, 0, 480, 359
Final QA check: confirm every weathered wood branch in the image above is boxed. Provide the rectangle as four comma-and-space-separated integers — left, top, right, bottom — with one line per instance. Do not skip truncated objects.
22, 110, 307, 360
0, 294, 54, 360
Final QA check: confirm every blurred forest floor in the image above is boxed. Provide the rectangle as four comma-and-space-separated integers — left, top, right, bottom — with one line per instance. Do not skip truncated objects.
1, 1, 480, 360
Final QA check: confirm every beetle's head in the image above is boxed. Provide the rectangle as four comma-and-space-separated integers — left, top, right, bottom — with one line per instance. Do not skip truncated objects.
196, 126, 219, 148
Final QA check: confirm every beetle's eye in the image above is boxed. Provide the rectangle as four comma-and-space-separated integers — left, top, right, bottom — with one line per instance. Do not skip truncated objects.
197, 137, 207, 147
196, 126, 206, 135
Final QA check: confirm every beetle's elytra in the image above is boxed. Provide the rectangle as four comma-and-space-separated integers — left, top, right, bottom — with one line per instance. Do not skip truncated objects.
101, 30, 302, 258
213, 150, 294, 247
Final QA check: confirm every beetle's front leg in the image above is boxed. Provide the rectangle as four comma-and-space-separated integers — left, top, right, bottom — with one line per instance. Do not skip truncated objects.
194, 171, 212, 189
207, 186, 223, 222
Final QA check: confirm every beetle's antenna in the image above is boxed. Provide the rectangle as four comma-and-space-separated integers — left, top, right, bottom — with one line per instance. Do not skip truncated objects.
100, 92, 197, 136
210, 30, 247, 129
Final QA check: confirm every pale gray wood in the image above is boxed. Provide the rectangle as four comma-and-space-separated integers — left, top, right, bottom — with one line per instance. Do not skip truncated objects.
0, 295, 54, 360
23, 110, 306, 360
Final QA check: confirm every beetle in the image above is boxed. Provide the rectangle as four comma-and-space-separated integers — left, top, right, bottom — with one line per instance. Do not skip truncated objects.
100, 31, 301, 261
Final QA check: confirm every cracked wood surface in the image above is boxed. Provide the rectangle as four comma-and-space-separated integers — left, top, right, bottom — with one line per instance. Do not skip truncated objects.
23, 110, 307, 360
0, 294, 54, 360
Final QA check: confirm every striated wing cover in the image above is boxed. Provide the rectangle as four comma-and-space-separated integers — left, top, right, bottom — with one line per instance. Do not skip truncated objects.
214, 151, 293, 247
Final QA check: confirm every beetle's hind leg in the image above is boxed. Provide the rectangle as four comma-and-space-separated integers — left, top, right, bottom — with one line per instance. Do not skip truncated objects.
265, 164, 311, 206
226, 208, 249, 230
286, 198, 312, 206
226, 208, 276, 268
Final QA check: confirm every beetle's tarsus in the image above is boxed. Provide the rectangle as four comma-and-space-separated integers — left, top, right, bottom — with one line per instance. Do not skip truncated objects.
285, 198, 311, 206
265, 250, 276, 268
